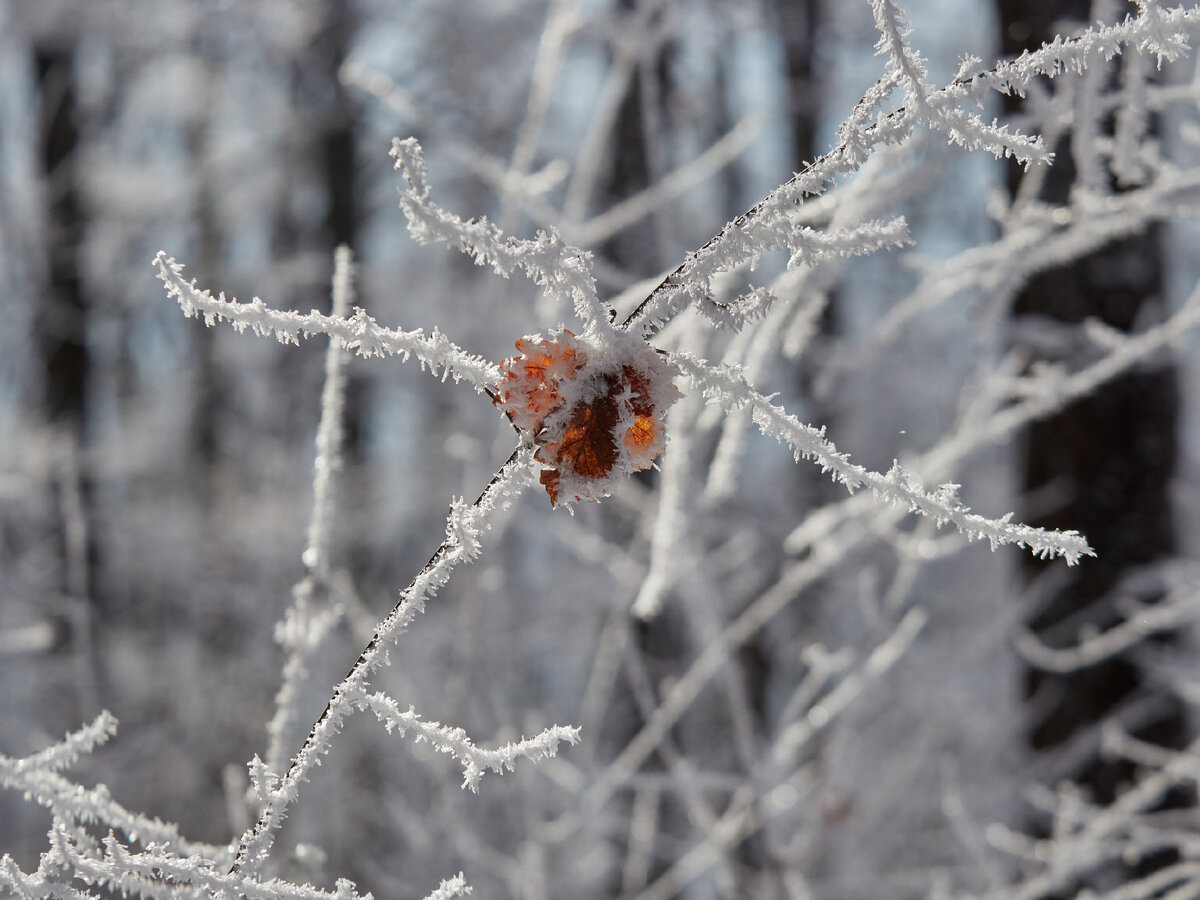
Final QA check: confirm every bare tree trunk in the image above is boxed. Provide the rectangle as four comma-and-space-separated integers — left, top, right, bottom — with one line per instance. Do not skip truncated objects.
596, 6, 683, 892
315, 0, 366, 472
597, 0, 670, 280
185, 44, 224, 480
996, 0, 1186, 805
35, 46, 87, 430
34, 42, 102, 717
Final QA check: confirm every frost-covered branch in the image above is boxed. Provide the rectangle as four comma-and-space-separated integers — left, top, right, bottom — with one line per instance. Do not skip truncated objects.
390, 137, 610, 340
46, 825, 373, 900
0, 716, 221, 861
303, 245, 355, 579
971, 4, 1200, 100
1015, 572, 1200, 674
232, 446, 539, 876
868, 0, 930, 113
266, 246, 356, 775
153, 252, 500, 391
622, 3, 1200, 338
982, 733, 1200, 900
351, 689, 580, 792
785, 276, 1200, 557
1, 854, 99, 900
7, 709, 116, 774
671, 352, 1095, 565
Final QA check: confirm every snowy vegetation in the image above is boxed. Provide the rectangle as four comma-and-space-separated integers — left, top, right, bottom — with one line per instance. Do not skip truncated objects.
4, 1, 1200, 897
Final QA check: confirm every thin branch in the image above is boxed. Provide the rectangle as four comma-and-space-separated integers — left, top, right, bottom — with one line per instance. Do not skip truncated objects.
620, 6, 1200, 338
352, 690, 580, 792
154, 252, 500, 391
231, 446, 538, 876
672, 352, 1095, 565
266, 246, 357, 775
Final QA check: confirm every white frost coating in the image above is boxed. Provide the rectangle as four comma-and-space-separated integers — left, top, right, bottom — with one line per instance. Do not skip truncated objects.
632, 217, 911, 338
1, 854, 97, 900
422, 873, 472, 900
1015, 574, 1200, 674
623, 5, 1200, 338
694, 285, 777, 330
670, 352, 1095, 565
390, 137, 611, 342
232, 447, 540, 876
153, 252, 501, 391
351, 690, 581, 792
783, 276, 1200, 558
267, 248, 356, 775
868, 0, 929, 113
971, 5, 1200, 99
304, 244, 355, 577
46, 825, 374, 900
9, 709, 116, 773
0, 715, 220, 861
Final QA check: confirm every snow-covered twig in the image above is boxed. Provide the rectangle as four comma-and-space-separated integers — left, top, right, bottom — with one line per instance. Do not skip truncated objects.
389, 138, 610, 341
671, 352, 1094, 565
153, 252, 500, 391
0, 716, 222, 861
1, 854, 99, 900
1016, 573, 1200, 674
785, 277, 1200, 557
351, 690, 580, 792
303, 245, 355, 579
47, 825, 372, 900
623, 4, 1200, 338
266, 246, 356, 775
232, 446, 538, 876
6, 709, 116, 774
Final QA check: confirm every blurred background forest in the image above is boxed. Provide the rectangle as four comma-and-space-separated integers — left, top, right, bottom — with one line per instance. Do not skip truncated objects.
4, 0, 1200, 898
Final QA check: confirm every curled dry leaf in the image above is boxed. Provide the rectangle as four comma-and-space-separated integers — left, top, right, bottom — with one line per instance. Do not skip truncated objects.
494, 330, 678, 507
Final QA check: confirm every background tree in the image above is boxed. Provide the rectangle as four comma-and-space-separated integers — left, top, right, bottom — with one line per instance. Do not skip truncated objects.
996, 0, 1188, 811
4, 2, 1200, 899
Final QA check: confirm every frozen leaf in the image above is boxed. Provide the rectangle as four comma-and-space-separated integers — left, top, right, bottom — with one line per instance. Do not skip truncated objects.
495, 330, 679, 507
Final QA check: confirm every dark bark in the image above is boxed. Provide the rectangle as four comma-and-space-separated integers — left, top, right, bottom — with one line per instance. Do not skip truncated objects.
34, 44, 105, 715
996, 0, 1185, 808
775, 0, 821, 171
280, 0, 365, 444
314, 0, 366, 463
598, 0, 669, 279
774, 0, 839, 383
35, 47, 87, 430
185, 48, 224, 476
